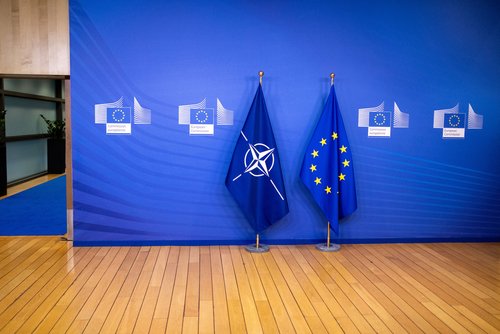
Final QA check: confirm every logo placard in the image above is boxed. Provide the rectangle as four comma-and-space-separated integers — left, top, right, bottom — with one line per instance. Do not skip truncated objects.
95, 97, 152, 135
358, 102, 409, 138
106, 107, 131, 134
433, 103, 483, 139
179, 98, 233, 136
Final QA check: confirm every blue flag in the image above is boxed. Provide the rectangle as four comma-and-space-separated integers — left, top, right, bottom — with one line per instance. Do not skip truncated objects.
225, 85, 289, 233
107, 107, 131, 124
443, 113, 466, 128
369, 111, 391, 127
300, 84, 357, 234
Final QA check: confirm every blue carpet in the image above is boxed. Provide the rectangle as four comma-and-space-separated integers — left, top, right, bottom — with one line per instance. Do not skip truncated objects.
0, 176, 67, 235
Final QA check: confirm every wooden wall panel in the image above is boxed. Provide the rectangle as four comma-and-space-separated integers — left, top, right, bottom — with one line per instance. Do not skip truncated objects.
0, 0, 70, 76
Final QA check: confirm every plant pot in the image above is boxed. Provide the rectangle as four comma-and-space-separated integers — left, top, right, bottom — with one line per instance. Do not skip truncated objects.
47, 138, 65, 174
0, 143, 6, 196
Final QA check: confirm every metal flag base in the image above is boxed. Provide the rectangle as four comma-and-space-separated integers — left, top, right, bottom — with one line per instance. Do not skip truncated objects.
316, 222, 341, 252
245, 234, 269, 253
315, 243, 341, 252
245, 243, 270, 253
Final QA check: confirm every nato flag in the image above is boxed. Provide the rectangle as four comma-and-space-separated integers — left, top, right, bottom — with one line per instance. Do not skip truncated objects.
225, 84, 289, 233
300, 84, 357, 235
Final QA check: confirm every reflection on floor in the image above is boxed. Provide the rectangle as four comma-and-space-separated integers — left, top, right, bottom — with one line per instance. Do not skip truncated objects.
0, 174, 65, 200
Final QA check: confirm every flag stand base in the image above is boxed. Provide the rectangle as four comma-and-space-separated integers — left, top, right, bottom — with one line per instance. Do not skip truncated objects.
245, 234, 269, 253
245, 244, 269, 253
315, 243, 341, 252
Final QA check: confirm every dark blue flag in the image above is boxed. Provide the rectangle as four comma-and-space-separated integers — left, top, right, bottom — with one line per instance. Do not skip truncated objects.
369, 111, 391, 127
107, 107, 131, 124
226, 84, 289, 233
443, 113, 466, 128
300, 84, 357, 234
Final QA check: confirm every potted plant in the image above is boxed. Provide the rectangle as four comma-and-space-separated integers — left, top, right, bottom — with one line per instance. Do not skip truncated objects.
0, 110, 6, 196
40, 114, 66, 174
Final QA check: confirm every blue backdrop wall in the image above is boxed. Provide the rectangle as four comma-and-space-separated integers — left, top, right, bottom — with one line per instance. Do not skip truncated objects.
70, 0, 500, 246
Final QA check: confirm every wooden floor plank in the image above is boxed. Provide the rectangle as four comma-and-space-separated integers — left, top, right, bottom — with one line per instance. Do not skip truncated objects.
165, 246, 190, 334
238, 248, 280, 334
150, 246, 180, 333
198, 247, 214, 334
346, 245, 442, 334
209, 246, 230, 333
116, 246, 160, 333
376, 244, 487, 333
133, 246, 170, 334
81, 247, 140, 334
229, 246, 265, 334
99, 248, 149, 333
220, 246, 247, 333
263, 248, 315, 333
298, 247, 365, 333
399, 245, 500, 329
314, 249, 390, 333
277, 246, 343, 333
0, 238, 48, 274
34, 247, 121, 333
341, 245, 431, 333
0, 245, 83, 329
358, 244, 458, 333
432, 244, 499, 285
6, 247, 105, 333
250, 249, 296, 334
0, 239, 498, 334
0, 239, 67, 305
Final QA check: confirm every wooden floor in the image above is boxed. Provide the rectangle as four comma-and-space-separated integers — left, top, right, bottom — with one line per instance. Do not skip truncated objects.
0, 239, 498, 333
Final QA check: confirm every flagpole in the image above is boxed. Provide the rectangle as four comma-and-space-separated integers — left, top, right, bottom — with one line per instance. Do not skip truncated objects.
244, 71, 271, 254
316, 72, 341, 252
327, 222, 331, 248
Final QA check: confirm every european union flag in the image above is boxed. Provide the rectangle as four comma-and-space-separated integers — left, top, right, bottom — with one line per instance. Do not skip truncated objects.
443, 113, 465, 128
107, 107, 131, 124
369, 111, 391, 127
190, 108, 214, 125
300, 84, 357, 234
225, 84, 289, 233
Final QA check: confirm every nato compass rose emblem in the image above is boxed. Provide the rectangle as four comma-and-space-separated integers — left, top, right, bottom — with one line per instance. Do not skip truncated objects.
232, 131, 285, 200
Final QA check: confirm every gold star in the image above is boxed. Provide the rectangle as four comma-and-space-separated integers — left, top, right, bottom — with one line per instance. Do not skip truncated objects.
311, 150, 319, 158
332, 132, 338, 140
309, 164, 317, 172
320, 138, 327, 146
342, 159, 350, 167
314, 177, 322, 185
324, 186, 332, 194
339, 145, 347, 153
338, 173, 346, 181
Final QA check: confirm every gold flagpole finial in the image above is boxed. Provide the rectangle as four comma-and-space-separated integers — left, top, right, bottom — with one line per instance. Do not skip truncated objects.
330, 73, 335, 86
259, 71, 264, 85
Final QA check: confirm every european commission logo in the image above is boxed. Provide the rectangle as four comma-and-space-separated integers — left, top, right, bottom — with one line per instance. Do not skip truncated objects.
433, 103, 483, 139
358, 102, 410, 137
95, 97, 152, 134
178, 98, 233, 135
